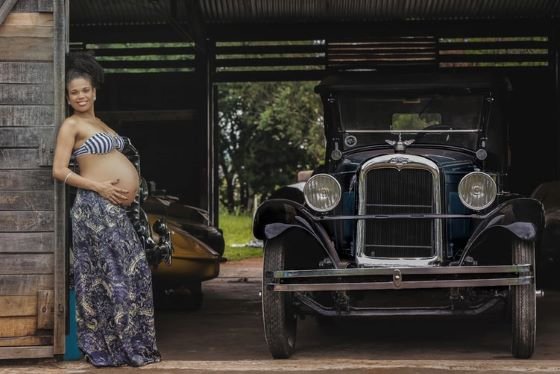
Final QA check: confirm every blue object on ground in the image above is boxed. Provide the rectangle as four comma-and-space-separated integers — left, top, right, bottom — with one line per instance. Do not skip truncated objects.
64, 288, 83, 361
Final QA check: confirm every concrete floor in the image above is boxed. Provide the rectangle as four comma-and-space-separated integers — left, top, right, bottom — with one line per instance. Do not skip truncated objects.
2, 257, 560, 373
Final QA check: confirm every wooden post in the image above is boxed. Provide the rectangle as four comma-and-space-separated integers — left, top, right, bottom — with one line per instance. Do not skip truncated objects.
52, 0, 67, 356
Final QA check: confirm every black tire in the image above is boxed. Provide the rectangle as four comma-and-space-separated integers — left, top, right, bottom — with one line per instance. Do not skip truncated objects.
262, 237, 297, 359
511, 239, 536, 359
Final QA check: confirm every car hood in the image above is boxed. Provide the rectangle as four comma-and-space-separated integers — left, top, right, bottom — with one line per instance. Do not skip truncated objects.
336, 147, 477, 175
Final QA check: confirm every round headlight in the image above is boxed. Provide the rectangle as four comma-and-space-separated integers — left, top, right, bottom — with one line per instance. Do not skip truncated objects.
303, 174, 342, 212
458, 172, 497, 211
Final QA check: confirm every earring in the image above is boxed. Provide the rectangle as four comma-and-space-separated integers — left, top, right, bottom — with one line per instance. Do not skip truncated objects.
94, 97, 96, 101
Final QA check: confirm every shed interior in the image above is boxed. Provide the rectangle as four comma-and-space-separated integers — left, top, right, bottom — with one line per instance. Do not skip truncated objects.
69, 0, 560, 221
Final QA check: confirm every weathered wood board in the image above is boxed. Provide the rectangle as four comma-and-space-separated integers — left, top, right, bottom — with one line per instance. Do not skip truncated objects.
0, 275, 53, 296
0, 2, 59, 360
0, 211, 54, 232
0, 191, 54, 211
0, 346, 53, 359
0, 105, 54, 127
0, 170, 53, 190
0, 232, 54, 253
0, 296, 36, 317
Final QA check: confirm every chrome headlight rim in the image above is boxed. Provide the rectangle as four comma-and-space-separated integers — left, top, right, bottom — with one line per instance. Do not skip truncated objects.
458, 171, 497, 211
303, 173, 342, 213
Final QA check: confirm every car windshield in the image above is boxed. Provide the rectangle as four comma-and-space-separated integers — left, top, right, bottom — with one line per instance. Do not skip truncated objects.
338, 94, 485, 150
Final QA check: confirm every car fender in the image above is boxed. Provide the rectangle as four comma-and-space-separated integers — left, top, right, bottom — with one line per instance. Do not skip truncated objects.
253, 199, 343, 268
459, 198, 544, 265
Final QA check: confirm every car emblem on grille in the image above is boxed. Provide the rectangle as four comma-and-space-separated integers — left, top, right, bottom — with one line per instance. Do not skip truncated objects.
389, 156, 410, 170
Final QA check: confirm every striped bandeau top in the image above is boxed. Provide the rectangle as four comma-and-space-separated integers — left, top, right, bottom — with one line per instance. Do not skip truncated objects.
72, 132, 125, 157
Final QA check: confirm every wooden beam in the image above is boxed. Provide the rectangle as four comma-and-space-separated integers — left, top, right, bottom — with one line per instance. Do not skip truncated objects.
92, 46, 195, 57
53, 0, 67, 357
216, 44, 326, 55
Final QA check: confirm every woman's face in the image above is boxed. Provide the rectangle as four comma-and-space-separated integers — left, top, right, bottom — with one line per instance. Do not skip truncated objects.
67, 77, 96, 113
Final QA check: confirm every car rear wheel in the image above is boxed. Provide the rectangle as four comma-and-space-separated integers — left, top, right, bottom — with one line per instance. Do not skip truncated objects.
262, 236, 297, 359
511, 238, 536, 359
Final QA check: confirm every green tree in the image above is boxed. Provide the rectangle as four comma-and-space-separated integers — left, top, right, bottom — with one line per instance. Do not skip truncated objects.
218, 81, 324, 213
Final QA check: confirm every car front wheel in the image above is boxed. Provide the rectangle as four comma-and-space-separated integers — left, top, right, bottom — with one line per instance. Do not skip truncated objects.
262, 236, 297, 359
511, 238, 536, 359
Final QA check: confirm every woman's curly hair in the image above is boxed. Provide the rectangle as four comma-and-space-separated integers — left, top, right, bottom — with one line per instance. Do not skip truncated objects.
65, 52, 104, 89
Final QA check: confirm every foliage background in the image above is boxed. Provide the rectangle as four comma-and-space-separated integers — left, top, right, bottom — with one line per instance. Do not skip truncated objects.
218, 81, 324, 213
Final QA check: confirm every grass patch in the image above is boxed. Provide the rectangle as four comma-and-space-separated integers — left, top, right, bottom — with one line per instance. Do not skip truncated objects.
220, 212, 263, 261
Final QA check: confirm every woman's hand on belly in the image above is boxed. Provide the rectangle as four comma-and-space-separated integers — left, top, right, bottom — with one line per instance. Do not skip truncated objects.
94, 179, 130, 206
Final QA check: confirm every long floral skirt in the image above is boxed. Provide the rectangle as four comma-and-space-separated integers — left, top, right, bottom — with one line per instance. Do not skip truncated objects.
70, 189, 161, 367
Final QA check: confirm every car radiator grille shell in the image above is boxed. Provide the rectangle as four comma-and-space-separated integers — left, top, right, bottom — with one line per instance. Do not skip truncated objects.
364, 167, 435, 258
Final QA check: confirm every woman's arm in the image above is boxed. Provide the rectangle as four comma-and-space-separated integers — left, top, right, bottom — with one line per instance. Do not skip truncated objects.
52, 119, 128, 205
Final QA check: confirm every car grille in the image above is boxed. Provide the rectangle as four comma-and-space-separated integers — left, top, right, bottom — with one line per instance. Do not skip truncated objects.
364, 167, 434, 258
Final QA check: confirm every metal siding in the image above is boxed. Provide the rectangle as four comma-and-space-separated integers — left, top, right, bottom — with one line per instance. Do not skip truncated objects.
70, 0, 560, 27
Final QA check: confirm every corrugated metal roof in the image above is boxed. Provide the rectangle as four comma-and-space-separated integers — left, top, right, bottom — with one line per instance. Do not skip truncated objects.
71, 0, 560, 27
198, 0, 560, 22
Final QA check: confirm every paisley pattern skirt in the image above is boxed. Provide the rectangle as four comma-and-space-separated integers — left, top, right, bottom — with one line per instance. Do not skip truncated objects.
70, 189, 161, 367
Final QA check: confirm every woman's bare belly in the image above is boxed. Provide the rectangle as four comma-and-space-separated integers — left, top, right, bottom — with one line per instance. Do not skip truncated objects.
78, 151, 139, 206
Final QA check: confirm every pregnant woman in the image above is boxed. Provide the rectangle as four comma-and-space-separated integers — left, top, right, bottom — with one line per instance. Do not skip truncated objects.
52, 52, 160, 367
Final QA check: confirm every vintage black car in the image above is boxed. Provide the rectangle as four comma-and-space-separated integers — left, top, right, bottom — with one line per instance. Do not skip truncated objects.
253, 73, 545, 359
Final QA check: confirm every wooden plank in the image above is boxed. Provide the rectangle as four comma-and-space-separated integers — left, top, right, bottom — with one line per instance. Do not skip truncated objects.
0, 191, 53, 210
0, 105, 54, 126
0, 170, 53, 190
0, 296, 36, 317
36, 290, 54, 329
0, 127, 53, 147
0, 211, 54, 232
13, 0, 53, 13
53, 0, 67, 356
0, 24, 53, 38
0, 317, 36, 337
0, 335, 51, 347
0, 254, 53, 275
0, 275, 53, 295
0, 84, 53, 105
0, 232, 54, 253
0, 36, 53, 61
2, 13, 52, 27
0, 62, 53, 83
0, 149, 41, 168
0, 345, 53, 359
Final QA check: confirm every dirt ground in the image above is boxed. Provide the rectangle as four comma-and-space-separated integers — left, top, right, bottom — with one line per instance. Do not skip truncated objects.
2, 256, 560, 373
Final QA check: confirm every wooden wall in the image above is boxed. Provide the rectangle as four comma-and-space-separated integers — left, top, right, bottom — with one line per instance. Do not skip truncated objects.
0, 0, 59, 359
